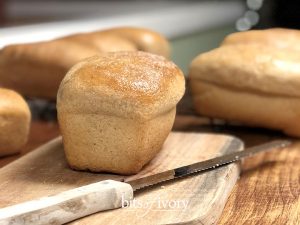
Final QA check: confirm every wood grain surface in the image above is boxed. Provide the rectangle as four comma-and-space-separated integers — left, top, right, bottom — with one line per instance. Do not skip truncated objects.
0, 132, 242, 225
0, 121, 59, 167
174, 115, 300, 225
0, 117, 299, 224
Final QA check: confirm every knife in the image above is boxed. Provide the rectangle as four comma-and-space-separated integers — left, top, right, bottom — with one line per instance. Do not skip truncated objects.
0, 140, 290, 225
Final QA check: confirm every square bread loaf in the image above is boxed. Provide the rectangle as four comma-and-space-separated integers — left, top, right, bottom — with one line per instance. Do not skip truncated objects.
189, 44, 300, 137
57, 51, 185, 175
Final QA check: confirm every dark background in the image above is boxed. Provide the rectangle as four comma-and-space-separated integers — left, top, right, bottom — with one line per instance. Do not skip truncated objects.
0, 0, 299, 30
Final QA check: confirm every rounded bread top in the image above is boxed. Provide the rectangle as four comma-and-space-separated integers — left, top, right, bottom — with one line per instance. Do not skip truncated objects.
57, 51, 185, 119
96, 27, 170, 58
0, 39, 99, 69
189, 44, 300, 97
0, 88, 30, 117
222, 28, 300, 51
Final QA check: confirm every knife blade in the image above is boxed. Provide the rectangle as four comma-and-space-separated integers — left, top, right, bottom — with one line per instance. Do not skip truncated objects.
0, 139, 291, 225
127, 139, 291, 190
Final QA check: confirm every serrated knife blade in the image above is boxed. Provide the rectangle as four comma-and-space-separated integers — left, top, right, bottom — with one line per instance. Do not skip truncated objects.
0, 140, 291, 225
126, 139, 291, 191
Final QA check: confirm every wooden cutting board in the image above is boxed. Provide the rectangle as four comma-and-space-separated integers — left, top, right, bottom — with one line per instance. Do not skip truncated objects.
0, 132, 243, 225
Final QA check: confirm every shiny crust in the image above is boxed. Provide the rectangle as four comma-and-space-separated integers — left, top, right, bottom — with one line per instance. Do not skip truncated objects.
57, 51, 185, 119
222, 28, 300, 50
96, 27, 170, 58
189, 44, 300, 98
0, 88, 31, 156
0, 40, 99, 99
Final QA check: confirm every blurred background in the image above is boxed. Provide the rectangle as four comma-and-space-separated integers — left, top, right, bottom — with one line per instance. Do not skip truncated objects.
0, 0, 299, 73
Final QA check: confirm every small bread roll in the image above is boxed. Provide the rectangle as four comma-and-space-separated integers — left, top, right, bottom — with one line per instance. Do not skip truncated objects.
189, 44, 300, 137
222, 28, 300, 51
0, 88, 31, 156
0, 40, 99, 99
62, 33, 137, 52
57, 51, 185, 174
96, 27, 170, 58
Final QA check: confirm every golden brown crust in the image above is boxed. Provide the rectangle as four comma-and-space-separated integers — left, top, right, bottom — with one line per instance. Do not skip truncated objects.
0, 40, 99, 99
61, 33, 137, 52
191, 81, 300, 137
0, 27, 170, 100
57, 51, 184, 174
222, 28, 300, 50
58, 51, 185, 119
190, 28, 300, 137
96, 27, 170, 58
189, 44, 300, 98
0, 88, 31, 156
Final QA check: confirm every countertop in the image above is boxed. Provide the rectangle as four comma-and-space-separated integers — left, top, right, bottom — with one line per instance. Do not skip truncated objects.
0, 113, 299, 224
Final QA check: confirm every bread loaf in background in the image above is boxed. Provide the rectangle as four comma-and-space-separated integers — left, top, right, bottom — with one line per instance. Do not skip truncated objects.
0, 88, 31, 156
63, 27, 170, 58
0, 27, 170, 100
189, 44, 300, 137
61, 33, 137, 52
57, 51, 185, 175
96, 27, 170, 58
0, 40, 99, 99
222, 28, 300, 51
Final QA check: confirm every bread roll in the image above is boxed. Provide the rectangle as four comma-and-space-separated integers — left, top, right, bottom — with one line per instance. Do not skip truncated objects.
57, 51, 185, 174
96, 27, 170, 58
222, 28, 300, 50
62, 33, 137, 52
189, 44, 300, 137
0, 88, 31, 156
0, 40, 99, 99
